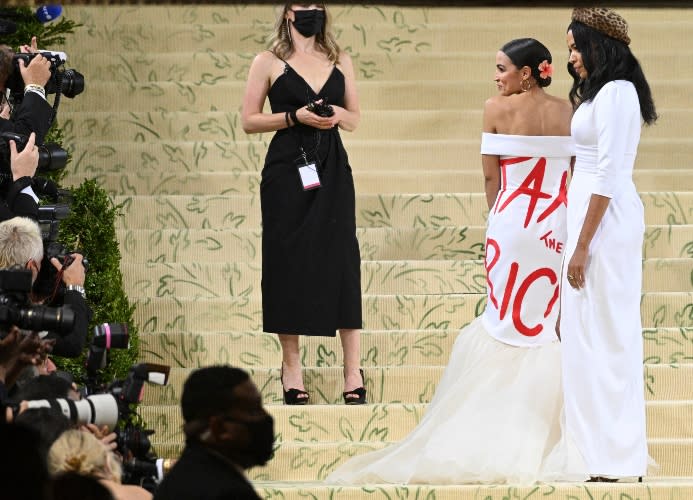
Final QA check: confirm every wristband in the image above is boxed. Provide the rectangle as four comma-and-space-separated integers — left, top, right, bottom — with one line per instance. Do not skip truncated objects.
65, 284, 86, 298
285, 111, 291, 128
290, 109, 300, 125
24, 83, 46, 96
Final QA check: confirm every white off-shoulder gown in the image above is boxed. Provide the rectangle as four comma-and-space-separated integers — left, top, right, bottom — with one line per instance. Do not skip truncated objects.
326, 134, 587, 485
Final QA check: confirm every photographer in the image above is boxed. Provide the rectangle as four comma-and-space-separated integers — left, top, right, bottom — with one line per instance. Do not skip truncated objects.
0, 38, 52, 222
0, 216, 91, 359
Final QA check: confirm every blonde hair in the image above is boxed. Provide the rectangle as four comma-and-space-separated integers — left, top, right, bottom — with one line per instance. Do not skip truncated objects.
48, 430, 123, 483
0, 217, 44, 269
270, 3, 340, 64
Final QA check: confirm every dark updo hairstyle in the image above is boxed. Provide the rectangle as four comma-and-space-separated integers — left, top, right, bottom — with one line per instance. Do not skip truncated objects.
567, 21, 657, 125
501, 38, 552, 88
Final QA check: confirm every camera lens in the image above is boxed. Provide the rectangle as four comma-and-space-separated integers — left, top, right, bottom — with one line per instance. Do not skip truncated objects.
92, 323, 129, 349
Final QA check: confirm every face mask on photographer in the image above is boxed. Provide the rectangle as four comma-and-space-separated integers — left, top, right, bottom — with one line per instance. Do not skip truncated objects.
291, 9, 325, 38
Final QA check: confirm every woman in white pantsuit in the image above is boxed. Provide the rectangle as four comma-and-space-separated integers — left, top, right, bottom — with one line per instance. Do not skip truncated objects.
561, 8, 658, 481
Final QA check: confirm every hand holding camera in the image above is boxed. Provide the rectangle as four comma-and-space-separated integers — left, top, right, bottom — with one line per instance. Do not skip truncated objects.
7, 131, 38, 181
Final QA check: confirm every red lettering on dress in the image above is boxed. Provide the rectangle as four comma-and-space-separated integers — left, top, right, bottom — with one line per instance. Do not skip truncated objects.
494, 157, 531, 214
513, 267, 558, 336
497, 157, 551, 228
539, 230, 565, 254
485, 238, 501, 309
537, 170, 568, 223
499, 262, 519, 320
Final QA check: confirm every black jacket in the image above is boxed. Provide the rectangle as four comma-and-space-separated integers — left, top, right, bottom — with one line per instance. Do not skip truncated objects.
154, 441, 262, 500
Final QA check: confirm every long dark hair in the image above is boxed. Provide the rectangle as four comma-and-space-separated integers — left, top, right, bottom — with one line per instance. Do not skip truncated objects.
501, 38, 552, 88
567, 21, 657, 125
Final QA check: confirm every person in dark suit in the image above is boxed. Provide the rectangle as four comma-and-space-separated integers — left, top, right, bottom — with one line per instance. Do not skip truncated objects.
0, 37, 54, 221
154, 366, 274, 500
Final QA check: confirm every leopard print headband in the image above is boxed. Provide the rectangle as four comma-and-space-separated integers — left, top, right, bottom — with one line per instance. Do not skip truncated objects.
571, 8, 630, 45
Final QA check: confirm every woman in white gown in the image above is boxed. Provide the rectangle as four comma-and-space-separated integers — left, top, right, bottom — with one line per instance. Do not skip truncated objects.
561, 8, 658, 481
327, 39, 586, 485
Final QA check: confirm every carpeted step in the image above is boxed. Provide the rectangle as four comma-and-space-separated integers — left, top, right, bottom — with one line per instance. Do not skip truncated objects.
140, 400, 693, 446
248, 482, 693, 500
62, 21, 693, 56
59, 110, 693, 143
137, 327, 693, 370
66, 169, 692, 196
114, 225, 693, 262
120, 258, 693, 298
131, 293, 693, 336
67, 139, 693, 178
69, 51, 693, 84
67, 80, 692, 112
147, 437, 693, 480
63, 5, 693, 25
110, 193, 693, 230
140, 365, 693, 407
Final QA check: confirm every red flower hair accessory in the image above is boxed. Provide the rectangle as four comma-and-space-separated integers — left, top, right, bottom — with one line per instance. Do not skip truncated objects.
538, 60, 553, 79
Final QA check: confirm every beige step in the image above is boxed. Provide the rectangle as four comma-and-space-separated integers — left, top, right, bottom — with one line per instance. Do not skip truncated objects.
148, 438, 693, 480
66, 169, 692, 196
114, 225, 692, 263
140, 400, 693, 447
138, 327, 693, 370
68, 50, 693, 83
62, 5, 693, 26
58, 109, 693, 143
141, 365, 693, 407
121, 258, 693, 298
249, 482, 693, 500
62, 21, 693, 56
131, 292, 693, 336
111, 193, 693, 231
66, 80, 692, 112
68, 139, 693, 177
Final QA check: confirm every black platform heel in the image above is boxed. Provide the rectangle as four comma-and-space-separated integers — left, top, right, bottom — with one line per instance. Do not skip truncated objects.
343, 368, 367, 405
280, 365, 309, 405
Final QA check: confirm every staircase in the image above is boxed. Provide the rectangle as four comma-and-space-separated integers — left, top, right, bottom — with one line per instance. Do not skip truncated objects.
60, 5, 693, 498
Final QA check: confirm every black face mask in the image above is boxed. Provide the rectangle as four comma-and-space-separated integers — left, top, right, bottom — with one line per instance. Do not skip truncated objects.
291, 9, 325, 38
240, 414, 275, 467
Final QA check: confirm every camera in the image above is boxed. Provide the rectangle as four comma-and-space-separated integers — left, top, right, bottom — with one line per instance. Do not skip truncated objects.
23, 393, 119, 429
5, 51, 84, 103
0, 131, 68, 173
307, 98, 334, 117
0, 267, 75, 337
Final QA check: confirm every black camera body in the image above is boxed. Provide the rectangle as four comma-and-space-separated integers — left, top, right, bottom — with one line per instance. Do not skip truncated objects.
307, 99, 334, 117
5, 51, 84, 104
0, 267, 75, 338
0, 131, 68, 174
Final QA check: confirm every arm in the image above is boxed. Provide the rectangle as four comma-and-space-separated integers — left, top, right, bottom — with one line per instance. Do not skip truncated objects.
240, 52, 284, 135
481, 98, 500, 210
45, 254, 91, 357
0, 132, 40, 222
331, 52, 360, 132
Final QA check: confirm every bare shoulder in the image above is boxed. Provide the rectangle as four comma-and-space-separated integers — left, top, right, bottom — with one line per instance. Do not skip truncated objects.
483, 94, 509, 117
253, 50, 279, 69
337, 51, 354, 71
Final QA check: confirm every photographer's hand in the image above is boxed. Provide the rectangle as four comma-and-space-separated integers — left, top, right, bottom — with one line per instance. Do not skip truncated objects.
19, 46, 51, 88
82, 423, 118, 450
9, 132, 39, 181
53, 252, 86, 287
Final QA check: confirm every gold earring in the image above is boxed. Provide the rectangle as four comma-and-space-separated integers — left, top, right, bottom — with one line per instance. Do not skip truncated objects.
286, 18, 292, 44
521, 78, 531, 92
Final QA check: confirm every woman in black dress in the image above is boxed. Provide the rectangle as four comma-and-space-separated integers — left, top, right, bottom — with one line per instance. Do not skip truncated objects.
241, 3, 365, 405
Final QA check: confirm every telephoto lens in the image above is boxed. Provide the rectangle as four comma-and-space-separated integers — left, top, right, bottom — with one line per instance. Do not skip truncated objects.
92, 322, 129, 349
